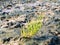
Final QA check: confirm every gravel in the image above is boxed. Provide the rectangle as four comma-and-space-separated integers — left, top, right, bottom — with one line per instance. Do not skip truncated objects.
0, 0, 60, 45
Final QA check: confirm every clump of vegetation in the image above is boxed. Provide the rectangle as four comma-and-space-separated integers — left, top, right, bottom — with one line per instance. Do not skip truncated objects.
21, 14, 44, 37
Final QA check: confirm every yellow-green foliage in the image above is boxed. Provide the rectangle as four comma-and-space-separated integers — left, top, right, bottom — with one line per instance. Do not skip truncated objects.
21, 15, 44, 37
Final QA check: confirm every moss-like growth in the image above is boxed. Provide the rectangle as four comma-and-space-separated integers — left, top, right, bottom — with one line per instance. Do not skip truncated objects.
21, 14, 44, 37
